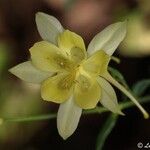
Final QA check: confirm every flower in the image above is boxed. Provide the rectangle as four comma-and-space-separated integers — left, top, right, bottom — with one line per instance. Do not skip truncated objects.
9, 12, 149, 140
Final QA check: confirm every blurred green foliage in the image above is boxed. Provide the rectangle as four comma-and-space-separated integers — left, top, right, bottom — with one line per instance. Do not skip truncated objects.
0, 42, 47, 149
132, 79, 150, 97
96, 114, 118, 150
0, 42, 9, 74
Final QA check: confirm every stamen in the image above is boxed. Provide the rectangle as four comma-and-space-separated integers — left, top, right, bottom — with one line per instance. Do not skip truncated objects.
60, 62, 64, 66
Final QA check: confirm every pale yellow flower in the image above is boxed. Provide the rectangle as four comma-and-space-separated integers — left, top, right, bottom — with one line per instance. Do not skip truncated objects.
9, 12, 149, 140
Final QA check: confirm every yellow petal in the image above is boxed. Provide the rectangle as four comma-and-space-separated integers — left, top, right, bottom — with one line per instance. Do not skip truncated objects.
30, 41, 75, 72
81, 50, 110, 77
41, 73, 74, 103
58, 30, 87, 63
74, 74, 101, 109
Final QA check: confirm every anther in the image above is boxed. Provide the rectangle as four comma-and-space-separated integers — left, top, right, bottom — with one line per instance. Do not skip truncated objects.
60, 62, 64, 66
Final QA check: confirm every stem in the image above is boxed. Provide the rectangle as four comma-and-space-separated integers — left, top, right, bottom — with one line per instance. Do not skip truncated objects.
2, 96, 150, 123
3, 114, 57, 123
103, 72, 149, 119
96, 114, 118, 150
111, 56, 120, 64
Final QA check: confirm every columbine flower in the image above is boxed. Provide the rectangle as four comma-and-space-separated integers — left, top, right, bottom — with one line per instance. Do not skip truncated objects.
9, 12, 149, 140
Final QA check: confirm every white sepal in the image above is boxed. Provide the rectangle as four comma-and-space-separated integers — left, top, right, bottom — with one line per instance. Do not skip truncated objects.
36, 12, 64, 45
57, 96, 82, 140
98, 77, 123, 115
9, 61, 51, 83
87, 21, 127, 56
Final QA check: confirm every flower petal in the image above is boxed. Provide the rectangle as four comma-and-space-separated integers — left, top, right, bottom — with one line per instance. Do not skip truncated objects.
41, 73, 74, 103
97, 77, 123, 115
87, 21, 127, 56
9, 61, 51, 83
36, 12, 64, 45
104, 72, 149, 119
58, 30, 87, 63
30, 41, 75, 72
74, 74, 101, 109
57, 96, 82, 140
81, 50, 110, 77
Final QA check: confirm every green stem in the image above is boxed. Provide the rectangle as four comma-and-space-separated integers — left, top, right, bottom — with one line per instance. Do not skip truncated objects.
96, 114, 118, 150
2, 96, 150, 123
85, 95, 150, 115
104, 72, 149, 119
111, 56, 120, 64
3, 114, 57, 123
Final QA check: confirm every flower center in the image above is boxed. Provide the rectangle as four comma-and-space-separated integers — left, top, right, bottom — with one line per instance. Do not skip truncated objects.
58, 73, 76, 90
76, 74, 91, 91
54, 55, 75, 71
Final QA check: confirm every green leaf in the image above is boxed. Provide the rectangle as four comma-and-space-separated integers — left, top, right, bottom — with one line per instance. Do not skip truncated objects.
108, 67, 128, 89
96, 113, 118, 150
132, 79, 150, 97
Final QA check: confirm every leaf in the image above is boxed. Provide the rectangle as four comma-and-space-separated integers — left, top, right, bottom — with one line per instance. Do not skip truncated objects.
132, 79, 150, 97
108, 67, 128, 89
96, 113, 118, 150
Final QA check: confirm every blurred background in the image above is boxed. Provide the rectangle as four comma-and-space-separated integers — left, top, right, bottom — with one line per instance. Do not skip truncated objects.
0, 0, 150, 149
